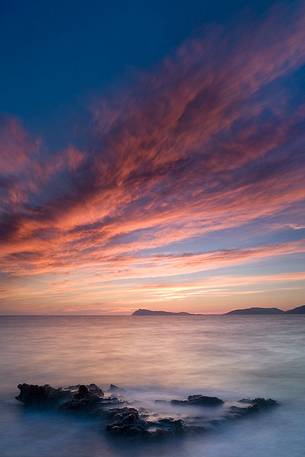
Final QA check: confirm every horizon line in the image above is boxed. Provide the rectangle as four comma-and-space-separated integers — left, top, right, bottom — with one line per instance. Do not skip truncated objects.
0, 312, 220, 317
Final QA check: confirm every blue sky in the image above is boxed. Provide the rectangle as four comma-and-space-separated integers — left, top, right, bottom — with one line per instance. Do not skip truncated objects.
1, 0, 272, 145
0, 0, 304, 314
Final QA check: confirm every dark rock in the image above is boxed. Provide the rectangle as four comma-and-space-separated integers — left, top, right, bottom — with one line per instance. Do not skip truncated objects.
99, 396, 121, 406
229, 398, 278, 418
16, 383, 71, 407
16, 383, 106, 416
109, 384, 123, 393
88, 384, 104, 395
15, 383, 278, 439
106, 407, 185, 437
74, 385, 89, 399
73, 384, 103, 399
171, 394, 224, 407
188, 394, 224, 406
156, 417, 184, 432
239, 398, 278, 407
107, 407, 140, 420
106, 407, 148, 436
59, 384, 104, 414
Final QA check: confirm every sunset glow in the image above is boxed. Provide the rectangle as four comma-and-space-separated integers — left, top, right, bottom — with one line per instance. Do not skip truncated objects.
1, 3, 305, 314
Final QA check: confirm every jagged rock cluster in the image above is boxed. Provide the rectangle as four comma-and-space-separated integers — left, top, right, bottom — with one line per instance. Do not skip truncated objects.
15, 383, 278, 438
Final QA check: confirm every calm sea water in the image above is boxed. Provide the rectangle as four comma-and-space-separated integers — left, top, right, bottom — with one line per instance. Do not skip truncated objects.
0, 315, 305, 457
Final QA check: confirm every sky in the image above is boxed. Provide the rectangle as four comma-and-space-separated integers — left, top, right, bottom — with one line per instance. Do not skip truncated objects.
0, 0, 305, 315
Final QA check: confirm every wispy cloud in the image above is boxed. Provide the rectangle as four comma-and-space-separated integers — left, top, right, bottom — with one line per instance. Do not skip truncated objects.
1, 2, 305, 312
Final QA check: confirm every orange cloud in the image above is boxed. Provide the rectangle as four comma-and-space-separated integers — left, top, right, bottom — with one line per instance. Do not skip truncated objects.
1, 3, 305, 312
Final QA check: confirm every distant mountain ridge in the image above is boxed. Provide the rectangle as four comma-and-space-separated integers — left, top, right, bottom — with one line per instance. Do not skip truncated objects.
225, 307, 284, 315
132, 305, 305, 316
226, 305, 305, 315
285, 304, 305, 314
132, 309, 197, 316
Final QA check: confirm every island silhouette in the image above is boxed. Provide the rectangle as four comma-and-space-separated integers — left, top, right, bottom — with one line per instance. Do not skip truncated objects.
132, 305, 305, 316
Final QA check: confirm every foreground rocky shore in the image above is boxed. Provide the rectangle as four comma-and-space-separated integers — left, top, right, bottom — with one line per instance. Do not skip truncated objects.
16, 383, 278, 438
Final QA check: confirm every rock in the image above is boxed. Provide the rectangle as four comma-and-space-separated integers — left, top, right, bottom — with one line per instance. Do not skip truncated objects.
156, 417, 184, 433
73, 384, 103, 399
106, 408, 185, 437
16, 383, 71, 407
229, 398, 278, 418
15, 383, 278, 439
88, 384, 104, 395
59, 384, 105, 414
171, 394, 224, 407
109, 384, 123, 393
99, 397, 121, 406
74, 385, 90, 399
106, 407, 148, 435
240, 398, 278, 409
16, 383, 106, 414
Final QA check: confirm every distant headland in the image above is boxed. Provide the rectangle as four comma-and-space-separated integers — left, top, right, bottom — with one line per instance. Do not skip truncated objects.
226, 305, 305, 315
132, 305, 305, 316
226, 307, 284, 315
132, 309, 198, 316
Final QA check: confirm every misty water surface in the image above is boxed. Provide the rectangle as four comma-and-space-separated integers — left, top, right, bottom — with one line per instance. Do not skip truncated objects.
0, 315, 305, 457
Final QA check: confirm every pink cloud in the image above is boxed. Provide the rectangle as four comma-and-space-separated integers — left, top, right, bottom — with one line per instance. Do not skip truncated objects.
1, 3, 305, 311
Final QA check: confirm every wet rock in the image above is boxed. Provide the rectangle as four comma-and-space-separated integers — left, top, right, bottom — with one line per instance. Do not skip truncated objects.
74, 385, 90, 399
15, 383, 278, 439
240, 398, 278, 408
98, 396, 121, 406
16, 383, 71, 407
106, 408, 186, 437
106, 407, 148, 435
229, 398, 278, 418
155, 417, 184, 433
109, 384, 123, 392
59, 384, 105, 414
88, 384, 104, 395
73, 384, 103, 399
171, 394, 224, 407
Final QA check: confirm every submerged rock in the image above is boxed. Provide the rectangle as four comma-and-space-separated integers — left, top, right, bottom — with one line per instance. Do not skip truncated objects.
229, 398, 279, 418
108, 384, 124, 393
171, 394, 224, 407
106, 410, 186, 437
106, 407, 148, 435
155, 417, 185, 434
15, 383, 278, 439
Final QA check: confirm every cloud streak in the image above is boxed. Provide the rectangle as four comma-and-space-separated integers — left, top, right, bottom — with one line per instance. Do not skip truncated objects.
1, 2, 305, 312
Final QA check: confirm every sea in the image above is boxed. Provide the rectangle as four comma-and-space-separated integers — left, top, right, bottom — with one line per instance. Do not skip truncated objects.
0, 315, 305, 457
